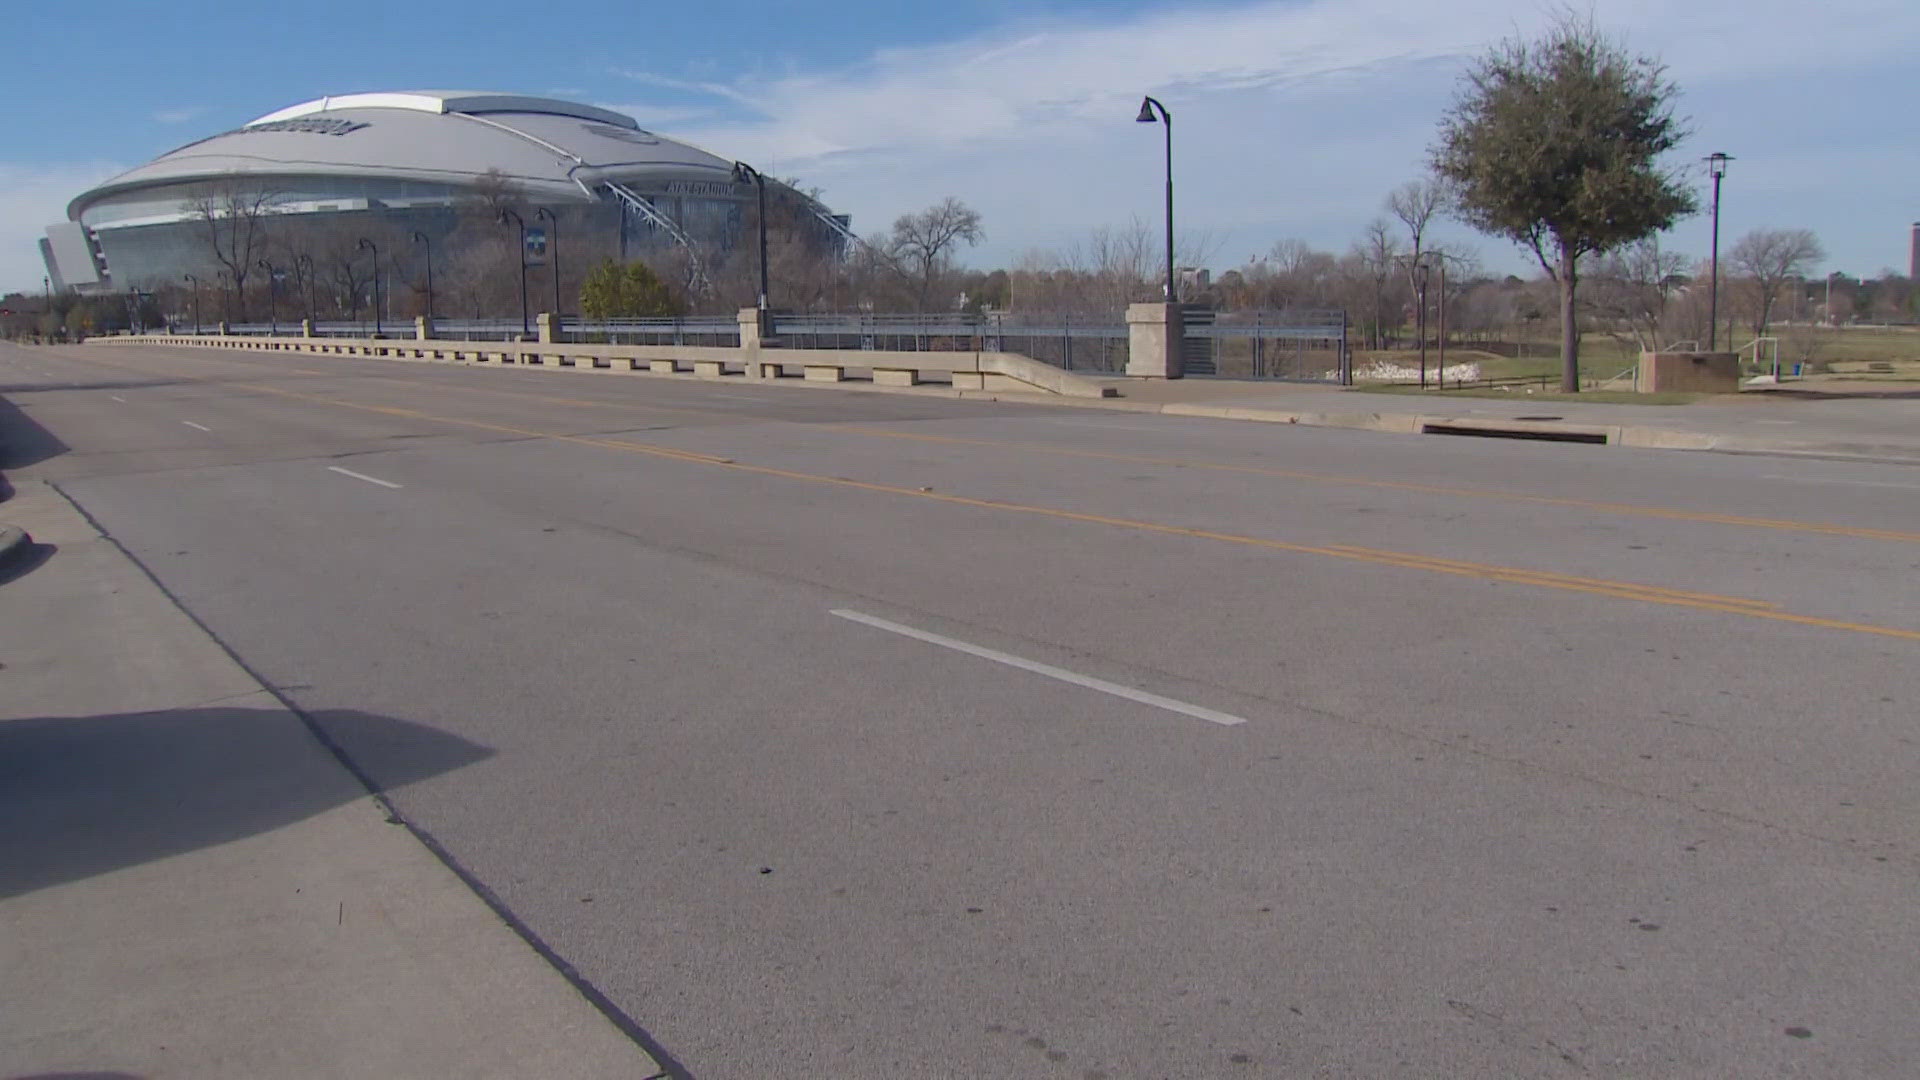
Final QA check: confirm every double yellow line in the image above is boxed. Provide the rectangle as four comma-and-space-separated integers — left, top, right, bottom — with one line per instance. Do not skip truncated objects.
293, 369, 1920, 547
230, 381, 1920, 643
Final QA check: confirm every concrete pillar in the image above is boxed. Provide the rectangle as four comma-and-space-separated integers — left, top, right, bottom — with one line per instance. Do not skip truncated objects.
300, 319, 315, 339
536, 312, 561, 344
1125, 303, 1185, 378
414, 315, 434, 341
738, 308, 767, 379
217, 320, 231, 336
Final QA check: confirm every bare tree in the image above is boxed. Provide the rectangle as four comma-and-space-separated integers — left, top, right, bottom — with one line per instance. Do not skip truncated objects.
1385, 178, 1448, 293
1588, 236, 1691, 350
1729, 228, 1826, 338
885, 197, 985, 311
182, 175, 281, 322
1355, 218, 1403, 349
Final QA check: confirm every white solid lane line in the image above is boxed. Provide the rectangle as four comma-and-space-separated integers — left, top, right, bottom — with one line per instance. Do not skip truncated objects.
111, 395, 127, 402
182, 420, 212, 432
830, 609, 1247, 727
326, 465, 403, 489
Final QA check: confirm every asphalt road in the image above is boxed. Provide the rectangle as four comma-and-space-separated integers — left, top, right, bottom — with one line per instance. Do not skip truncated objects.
6, 339, 1918, 1078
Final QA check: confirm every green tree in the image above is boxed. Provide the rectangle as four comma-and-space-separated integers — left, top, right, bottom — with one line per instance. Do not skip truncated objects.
578, 259, 681, 318
1431, 17, 1696, 391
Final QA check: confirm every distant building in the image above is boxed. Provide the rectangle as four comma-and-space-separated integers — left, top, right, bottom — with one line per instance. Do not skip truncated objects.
41, 90, 851, 296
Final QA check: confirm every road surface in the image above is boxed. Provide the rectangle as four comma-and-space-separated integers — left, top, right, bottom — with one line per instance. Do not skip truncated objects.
5, 338, 1917, 1078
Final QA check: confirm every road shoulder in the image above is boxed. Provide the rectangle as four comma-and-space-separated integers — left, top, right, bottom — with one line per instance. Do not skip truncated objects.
0, 479, 668, 1080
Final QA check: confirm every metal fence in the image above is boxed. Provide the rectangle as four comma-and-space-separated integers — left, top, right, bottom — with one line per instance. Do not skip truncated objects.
186, 307, 1350, 383
1187, 310, 1350, 383
568, 316, 740, 347
772, 313, 1132, 373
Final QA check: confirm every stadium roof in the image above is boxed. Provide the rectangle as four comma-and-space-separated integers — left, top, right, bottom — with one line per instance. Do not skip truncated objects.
71, 91, 734, 218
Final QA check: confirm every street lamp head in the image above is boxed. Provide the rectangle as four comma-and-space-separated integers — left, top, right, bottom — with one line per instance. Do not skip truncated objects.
1136, 97, 1159, 124
357, 237, 375, 252
413, 231, 429, 244
1706, 151, 1732, 178
732, 160, 762, 185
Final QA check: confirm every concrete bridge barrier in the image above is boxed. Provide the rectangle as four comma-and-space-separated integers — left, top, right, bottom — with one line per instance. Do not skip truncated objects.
98, 313, 1119, 399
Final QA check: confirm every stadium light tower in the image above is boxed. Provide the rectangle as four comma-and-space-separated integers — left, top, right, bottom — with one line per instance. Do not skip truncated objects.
1705, 152, 1732, 351
357, 238, 382, 336
499, 209, 531, 337
731, 161, 770, 313
1134, 96, 1175, 303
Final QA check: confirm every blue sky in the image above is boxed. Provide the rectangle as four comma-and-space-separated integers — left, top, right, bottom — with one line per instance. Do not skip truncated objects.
3, 0, 1916, 294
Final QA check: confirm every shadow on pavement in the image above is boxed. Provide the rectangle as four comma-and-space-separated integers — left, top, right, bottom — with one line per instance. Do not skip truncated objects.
0, 541, 56, 586
0, 394, 69, 470
0, 707, 493, 899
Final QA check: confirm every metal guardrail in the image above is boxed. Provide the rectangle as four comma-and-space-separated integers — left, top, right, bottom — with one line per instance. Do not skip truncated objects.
771, 313, 1133, 373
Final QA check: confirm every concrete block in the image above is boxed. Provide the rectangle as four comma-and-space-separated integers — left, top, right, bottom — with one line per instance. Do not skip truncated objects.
693, 359, 726, 377
873, 367, 922, 386
804, 365, 846, 382
951, 371, 986, 391
650, 359, 679, 374
1638, 351, 1739, 393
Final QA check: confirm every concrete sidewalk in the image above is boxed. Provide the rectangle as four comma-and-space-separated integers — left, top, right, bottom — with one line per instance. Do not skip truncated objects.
1071, 377, 1920, 463
0, 480, 670, 1079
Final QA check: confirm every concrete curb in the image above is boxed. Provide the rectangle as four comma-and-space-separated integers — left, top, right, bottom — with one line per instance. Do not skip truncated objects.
0, 524, 31, 573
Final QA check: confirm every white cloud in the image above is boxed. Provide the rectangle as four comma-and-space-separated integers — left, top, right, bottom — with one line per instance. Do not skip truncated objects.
595, 101, 718, 130
0, 162, 126, 296
153, 107, 204, 125
650, 0, 1918, 275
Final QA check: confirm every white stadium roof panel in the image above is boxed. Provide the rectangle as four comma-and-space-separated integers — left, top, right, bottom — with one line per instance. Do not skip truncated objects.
246, 91, 640, 131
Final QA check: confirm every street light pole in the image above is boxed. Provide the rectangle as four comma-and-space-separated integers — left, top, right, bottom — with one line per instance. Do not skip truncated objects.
731, 162, 770, 313
535, 208, 563, 329
500, 209, 530, 337
1705, 152, 1732, 351
1413, 256, 1431, 389
357, 238, 382, 337
294, 254, 315, 328
412, 232, 434, 324
184, 274, 200, 335
1135, 96, 1175, 304
256, 260, 279, 336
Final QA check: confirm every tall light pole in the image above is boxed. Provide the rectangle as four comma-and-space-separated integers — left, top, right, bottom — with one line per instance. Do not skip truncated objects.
184, 274, 201, 335
357, 238, 382, 337
1411, 255, 1431, 389
412, 231, 435, 324
1135, 96, 1175, 304
535, 208, 563, 328
732, 161, 770, 313
499, 209, 531, 337
1705, 152, 1732, 351
294, 254, 315, 327
257, 259, 280, 336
